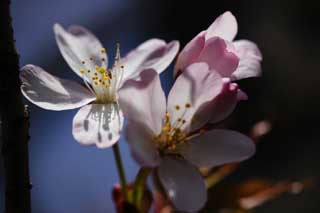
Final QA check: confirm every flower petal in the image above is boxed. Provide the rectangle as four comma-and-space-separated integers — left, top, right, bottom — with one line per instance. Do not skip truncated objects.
180, 129, 255, 168
125, 121, 160, 167
20, 64, 95, 111
231, 40, 263, 80
167, 63, 223, 132
120, 39, 179, 80
53, 23, 107, 78
206, 11, 238, 41
118, 69, 166, 134
72, 103, 123, 148
197, 37, 239, 78
237, 89, 248, 101
209, 79, 238, 123
157, 156, 207, 212
174, 31, 206, 77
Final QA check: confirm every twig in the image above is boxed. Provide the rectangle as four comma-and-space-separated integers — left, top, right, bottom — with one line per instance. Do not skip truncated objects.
0, 0, 32, 212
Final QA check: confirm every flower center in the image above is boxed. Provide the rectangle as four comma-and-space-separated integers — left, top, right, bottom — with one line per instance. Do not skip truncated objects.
79, 43, 124, 103
153, 103, 192, 153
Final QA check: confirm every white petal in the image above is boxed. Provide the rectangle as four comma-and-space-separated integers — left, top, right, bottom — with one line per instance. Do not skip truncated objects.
167, 63, 223, 132
125, 121, 160, 167
158, 156, 207, 212
53, 23, 107, 78
118, 69, 166, 135
72, 103, 123, 148
231, 40, 263, 80
20, 64, 95, 111
206, 11, 238, 41
180, 129, 255, 168
120, 39, 179, 81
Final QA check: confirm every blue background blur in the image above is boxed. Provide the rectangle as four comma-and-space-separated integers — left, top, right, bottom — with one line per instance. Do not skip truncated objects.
1, 0, 320, 212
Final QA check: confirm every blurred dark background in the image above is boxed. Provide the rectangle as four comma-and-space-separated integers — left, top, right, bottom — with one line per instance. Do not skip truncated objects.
1, 0, 320, 212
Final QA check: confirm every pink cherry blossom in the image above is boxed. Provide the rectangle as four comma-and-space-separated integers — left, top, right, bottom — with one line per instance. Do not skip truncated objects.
174, 11, 262, 123
20, 23, 179, 148
118, 63, 255, 212
175, 11, 262, 80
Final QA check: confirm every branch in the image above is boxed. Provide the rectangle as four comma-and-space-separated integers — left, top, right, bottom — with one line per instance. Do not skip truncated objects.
0, 0, 32, 212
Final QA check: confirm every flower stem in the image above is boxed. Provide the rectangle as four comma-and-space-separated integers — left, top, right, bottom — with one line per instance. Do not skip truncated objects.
133, 167, 151, 209
112, 143, 128, 199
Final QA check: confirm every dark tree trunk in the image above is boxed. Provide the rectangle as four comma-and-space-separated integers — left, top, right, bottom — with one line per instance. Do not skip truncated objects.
0, 0, 32, 212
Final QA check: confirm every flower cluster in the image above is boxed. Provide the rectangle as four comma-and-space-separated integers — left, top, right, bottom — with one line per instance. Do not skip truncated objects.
20, 11, 262, 212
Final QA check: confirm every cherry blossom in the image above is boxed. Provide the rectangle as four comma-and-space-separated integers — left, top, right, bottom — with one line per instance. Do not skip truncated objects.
20, 24, 179, 148
118, 63, 255, 212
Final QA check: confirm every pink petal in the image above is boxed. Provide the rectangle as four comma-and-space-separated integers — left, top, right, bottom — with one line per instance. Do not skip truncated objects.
209, 79, 238, 123
120, 39, 179, 81
180, 129, 255, 168
125, 121, 160, 167
118, 69, 166, 135
72, 103, 123, 148
157, 156, 207, 212
20, 65, 96, 111
231, 40, 263, 80
174, 31, 206, 78
167, 63, 223, 132
197, 37, 239, 78
206, 11, 238, 42
53, 23, 107, 79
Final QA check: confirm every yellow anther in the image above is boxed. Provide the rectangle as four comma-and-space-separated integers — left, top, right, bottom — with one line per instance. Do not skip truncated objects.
80, 69, 85, 74
101, 48, 106, 54
98, 67, 106, 74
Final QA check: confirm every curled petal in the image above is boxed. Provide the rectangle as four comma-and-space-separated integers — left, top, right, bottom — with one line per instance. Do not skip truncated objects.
168, 63, 223, 132
174, 31, 206, 77
237, 89, 248, 101
206, 11, 238, 41
231, 40, 263, 80
125, 121, 160, 167
180, 129, 255, 168
72, 103, 123, 148
54, 23, 107, 78
120, 39, 179, 80
158, 156, 207, 212
197, 37, 239, 78
118, 69, 166, 135
20, 64, 95, 111
209, 79, 238, 123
